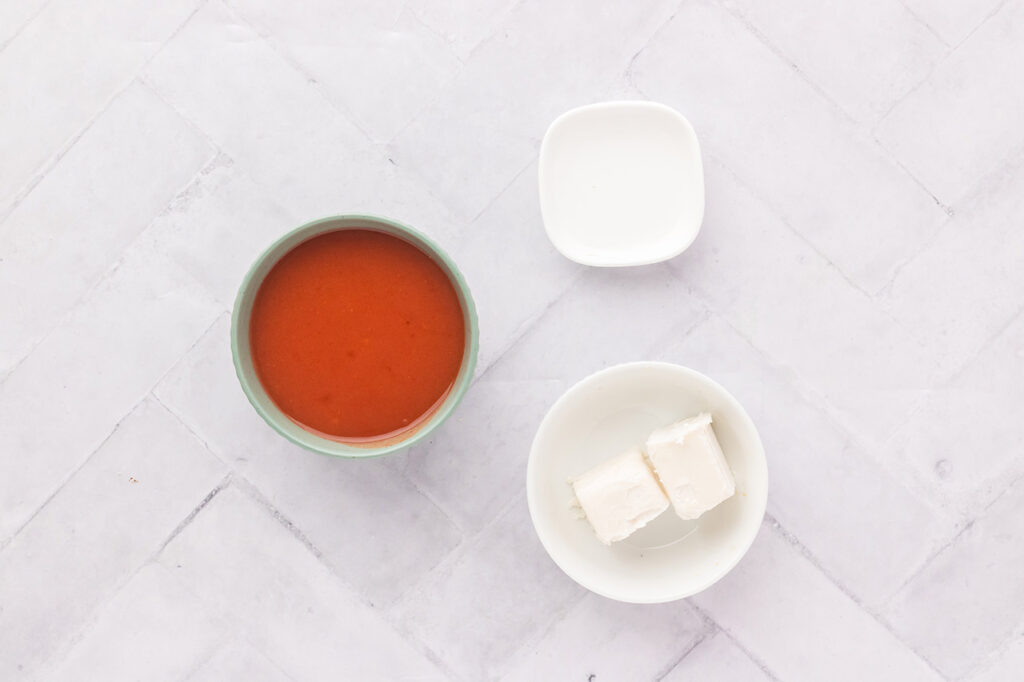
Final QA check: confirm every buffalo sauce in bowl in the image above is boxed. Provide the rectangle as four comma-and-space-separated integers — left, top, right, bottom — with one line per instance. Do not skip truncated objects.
248, 229, 466, 442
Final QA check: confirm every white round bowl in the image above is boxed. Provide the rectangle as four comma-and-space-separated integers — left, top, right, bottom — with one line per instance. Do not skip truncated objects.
526, 362, 768, 603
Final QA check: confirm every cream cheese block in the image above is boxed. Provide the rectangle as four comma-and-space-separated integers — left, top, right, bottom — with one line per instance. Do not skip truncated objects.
645, 413, 735, 520
572, 447, 670, 545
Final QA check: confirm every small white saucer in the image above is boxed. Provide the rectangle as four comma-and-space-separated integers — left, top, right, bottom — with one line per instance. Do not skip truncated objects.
526, 362, 767, 603
538, 101, 705, 267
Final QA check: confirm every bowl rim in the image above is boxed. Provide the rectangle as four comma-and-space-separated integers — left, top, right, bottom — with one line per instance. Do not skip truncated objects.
538, 100, 706, 267
526, 360, 768, 603
230, 214, 479, 459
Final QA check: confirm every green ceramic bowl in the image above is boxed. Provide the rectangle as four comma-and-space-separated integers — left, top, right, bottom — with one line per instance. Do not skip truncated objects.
231, 214, 479, 458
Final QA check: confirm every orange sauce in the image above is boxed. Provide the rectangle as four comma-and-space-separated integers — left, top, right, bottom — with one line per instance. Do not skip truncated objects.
250, 229, 465, 440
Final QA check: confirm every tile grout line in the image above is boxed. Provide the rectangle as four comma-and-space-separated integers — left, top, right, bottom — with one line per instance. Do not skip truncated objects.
388, 5, 454, 54
0, 312, 225, 551
869, 4, 954, 126
147, 500, 303, 682
883, 517, 975, 613
949, 0, 1014, 50
0, 0, 56, 53
493, 589, 591, 679
938, 299, 1024, 388
895, 0, 954, 48
154, 473, 234, 557
715, 0, 862, 127
958, 621, 1024, 681
441, 0, 527, 65
713, 1, 958, 251
475, 266, 586, 381
459, 499, 592, 680
219, 0, 376, 143
623, 0, 689, 90
0, 146, 226, 390
873, 139, 952, 215
879, 137, 1024, 299
0, 407, 140, 551
692, 157, 956, 452
765, 516, 951, 680
26, 467, 233, 680
0, 0, 211, 230
880, 134, 1024, 299
871, 0, 1020, 210
203, 0, 466, 235
890, 463, 1024, 617
392, 456, 471, 537
229, 475, 467, 682
705, 152, 886, 301
467, 156, 536, 226
387, 486, 526, 610
149, 389, 446, 682
709, 293, 957, 529
651, 619, 715, 681
685, 603, 783, 681
172, 629, 237, 682
137, 76, 234, 164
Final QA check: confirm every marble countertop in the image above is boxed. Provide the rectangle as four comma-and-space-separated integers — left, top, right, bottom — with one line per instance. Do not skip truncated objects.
2, 0, 1023, 680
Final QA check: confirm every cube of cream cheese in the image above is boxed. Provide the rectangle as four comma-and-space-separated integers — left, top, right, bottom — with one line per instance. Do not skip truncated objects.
645, 413, 735, 520
572, 447, 670, 545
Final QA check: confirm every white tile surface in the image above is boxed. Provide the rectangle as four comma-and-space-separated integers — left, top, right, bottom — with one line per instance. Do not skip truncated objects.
0, 400, 225, 679
447, 162, 582, 372
41, 564, 228, 682
486, 264, 708, 384
501, 593, 705, 681
968, 635, 1024, 682
0, 0, 48, 48
631, 1, 947, 294
403, 378, 566, 533
188, 638, 294, 682
2, 1, 1021, 678
159, 485, 446, 681
876, 0, 1024, 205
899, 0, 1007, 46
670, 158, 940, 446
694, 524, 942, 682
885, 475, 1024, 679
229, 0, 462, 142
391, 497, 584, 680
661, 631, 771, 682
0, 0, 201, 215
882, 312, 1024, 516
0, 248, 221, 540
144, 0, 458, 241
882, 152, 1024, 371
725, 0, 947, 122
0, 83, 213, 372
411, 0, 520, 59
131, 159, 298, 307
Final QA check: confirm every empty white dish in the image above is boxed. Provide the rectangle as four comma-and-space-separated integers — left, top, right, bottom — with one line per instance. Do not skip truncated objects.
538, 101, 705, 266
526, 362, 767, 603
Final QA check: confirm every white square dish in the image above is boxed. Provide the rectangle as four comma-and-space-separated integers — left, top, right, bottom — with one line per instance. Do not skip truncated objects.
538, 101, 705, 266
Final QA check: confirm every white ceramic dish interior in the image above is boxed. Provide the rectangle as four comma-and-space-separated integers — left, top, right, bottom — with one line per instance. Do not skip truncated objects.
538, 101, 705, 267
527, 362, 767, 603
